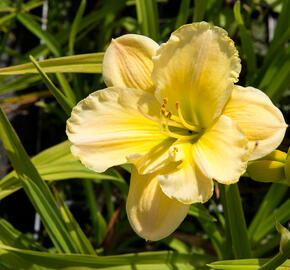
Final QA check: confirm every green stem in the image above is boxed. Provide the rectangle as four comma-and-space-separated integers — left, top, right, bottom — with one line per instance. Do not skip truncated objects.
219, 183, 252, 259
257, 253, 288, 270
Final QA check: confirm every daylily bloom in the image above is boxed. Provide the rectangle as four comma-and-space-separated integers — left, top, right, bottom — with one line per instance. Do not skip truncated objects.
66, 22, 287, 241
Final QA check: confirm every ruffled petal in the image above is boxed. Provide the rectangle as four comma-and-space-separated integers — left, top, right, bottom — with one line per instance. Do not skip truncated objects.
223, 86, 287, 160
66, 87, 169, 173
103, 34, 158, 92
158, 143, 214, 204
152, 22, 241, 128
195, 115, 249, 184
126, 166, 189, 241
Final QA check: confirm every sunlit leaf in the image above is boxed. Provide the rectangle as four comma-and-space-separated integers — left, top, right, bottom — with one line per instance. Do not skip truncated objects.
209, 258, 290, 270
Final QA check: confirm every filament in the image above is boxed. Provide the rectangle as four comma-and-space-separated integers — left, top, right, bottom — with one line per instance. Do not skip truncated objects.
175, 102, 200, 132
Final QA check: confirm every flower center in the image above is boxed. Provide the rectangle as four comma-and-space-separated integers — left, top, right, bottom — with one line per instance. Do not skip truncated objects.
138, 97, 202, 142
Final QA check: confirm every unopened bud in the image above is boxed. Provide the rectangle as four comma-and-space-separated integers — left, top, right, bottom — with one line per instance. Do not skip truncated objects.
247, 150, 287, 184
276, 221, 290, 257
284, 148, 290, 186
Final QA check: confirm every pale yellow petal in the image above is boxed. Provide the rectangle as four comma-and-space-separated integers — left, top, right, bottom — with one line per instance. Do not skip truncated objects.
103, 34, 158, 92
152, 22, 241, 128
126, 166, 189, 241
223, 86, 287, 160
126, 137, 177, 174
195, 115, 249, 184
66, 87, 169, 173
158, 143, 214, 204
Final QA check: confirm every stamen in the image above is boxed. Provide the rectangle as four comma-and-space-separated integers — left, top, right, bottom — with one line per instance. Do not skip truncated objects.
170, 146, 179, 160
175, 102, 200, 132
160, 108, 184, 129
160, 112, 199, 140
139, 98, 200, 142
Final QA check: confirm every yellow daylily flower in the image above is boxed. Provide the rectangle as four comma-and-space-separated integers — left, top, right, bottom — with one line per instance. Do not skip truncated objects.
66, 22, 287, 241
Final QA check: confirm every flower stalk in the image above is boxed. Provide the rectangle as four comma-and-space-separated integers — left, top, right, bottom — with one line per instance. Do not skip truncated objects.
220, 183, 252, 259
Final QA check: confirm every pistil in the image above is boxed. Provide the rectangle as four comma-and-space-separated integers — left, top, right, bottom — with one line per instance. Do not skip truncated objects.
175, 102, 201, 132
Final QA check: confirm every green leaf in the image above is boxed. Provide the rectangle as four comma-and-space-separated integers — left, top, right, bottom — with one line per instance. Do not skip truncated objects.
17, 13, 61, 57
264, 54, 290, 103
252, 200, 290, 245
254, 0, 290, 86
0, 244, 213, 269
53, 188, 96, 255
233, 1, 257, 82
0, 13, 16, 28
69, 0, 87, 55
248, 183, 288, 243
55, 73, 76, 105
83, 180, 107, 246
276, 222, 290, 256
0, 53, 104, 75
0, 218, 44, 251
0, 74, 40, 94
208, 258, 290, 270
29, 55, 73, 115
188, 204, 217, 222
19, 174, 79, 253
257, 253, 289, 270
219, 184, 252, 259
136, 0, 159, 41
0, 2, 120, 97
0, 108, 77, 253
0, 141, 128, 200
258, 47, 290, 100
175, 0, 191, 29
0, 249, 45, 270
271, 0, 290, 45
253, 234, 280, 257
193, 0, 208, 22
162, 238, 189, 254
188, 203, 227, 259
256, 222, 290, 270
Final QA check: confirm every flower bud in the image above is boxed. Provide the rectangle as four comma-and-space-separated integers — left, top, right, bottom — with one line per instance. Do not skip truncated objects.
284, 147, 290, 186
276, 221, 290, 257
247, 150, 287, 184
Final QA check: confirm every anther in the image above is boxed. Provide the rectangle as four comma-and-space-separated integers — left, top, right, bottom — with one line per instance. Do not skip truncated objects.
167, 111, 172, 119
173, 147, 178, 152
175, 101, 179, 109
163, 97, 168, 104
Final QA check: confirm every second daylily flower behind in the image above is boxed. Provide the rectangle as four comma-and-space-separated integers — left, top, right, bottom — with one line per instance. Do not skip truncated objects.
66, 22, 286, 241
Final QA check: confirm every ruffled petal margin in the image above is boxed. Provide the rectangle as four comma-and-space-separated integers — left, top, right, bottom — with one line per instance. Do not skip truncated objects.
158, 143, 214, 204
223, 85, 287, 160
195, 115, 249, 184
152, 22, 241, 128
66, 87, 170, 173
